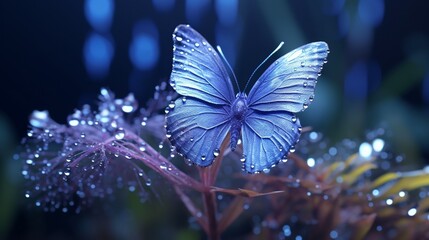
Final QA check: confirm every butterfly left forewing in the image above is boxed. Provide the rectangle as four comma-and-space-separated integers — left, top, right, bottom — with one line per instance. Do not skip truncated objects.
171, 24, 235, 106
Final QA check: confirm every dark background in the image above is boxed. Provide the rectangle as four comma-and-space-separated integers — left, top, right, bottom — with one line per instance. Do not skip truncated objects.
1, 0, 428, 239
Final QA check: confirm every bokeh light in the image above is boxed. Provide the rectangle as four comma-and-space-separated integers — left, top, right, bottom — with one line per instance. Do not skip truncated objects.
83, 33, 114, 79
129, 20, 160, 71
84, 0, 114, 32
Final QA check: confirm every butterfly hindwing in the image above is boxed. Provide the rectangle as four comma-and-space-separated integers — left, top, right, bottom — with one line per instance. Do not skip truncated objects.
247, 42, 329, 112
166, 98, 231, 166
241, 110, 301, 173
171, 24, 235, 105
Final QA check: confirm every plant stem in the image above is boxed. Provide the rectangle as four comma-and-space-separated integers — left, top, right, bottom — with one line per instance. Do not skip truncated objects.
203, 190, 219, 240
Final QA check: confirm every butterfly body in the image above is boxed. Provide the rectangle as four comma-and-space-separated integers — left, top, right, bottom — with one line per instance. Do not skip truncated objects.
230, 93, 248, 151
166, 24, 329, 173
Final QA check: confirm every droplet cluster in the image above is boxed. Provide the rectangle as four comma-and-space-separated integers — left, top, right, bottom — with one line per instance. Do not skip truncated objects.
20, 86, 174, 212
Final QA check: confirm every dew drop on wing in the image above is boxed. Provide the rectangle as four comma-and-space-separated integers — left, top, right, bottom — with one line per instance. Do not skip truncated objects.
213, 149, 220, 157
303, 103, 309, 110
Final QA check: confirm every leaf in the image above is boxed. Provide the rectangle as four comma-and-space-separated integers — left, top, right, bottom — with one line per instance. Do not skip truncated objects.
377, 173, 429, 199
341, 162, 377, 185
371, 172, 401, 189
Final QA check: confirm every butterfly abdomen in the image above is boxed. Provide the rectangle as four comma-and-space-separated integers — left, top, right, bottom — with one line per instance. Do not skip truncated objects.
230, 93, 248, 151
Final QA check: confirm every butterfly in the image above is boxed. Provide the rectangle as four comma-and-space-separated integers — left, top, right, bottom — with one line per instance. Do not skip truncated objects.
165, 24, 329, 173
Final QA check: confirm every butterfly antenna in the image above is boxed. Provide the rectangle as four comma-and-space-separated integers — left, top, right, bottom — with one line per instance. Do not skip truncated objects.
243, 42, 284, 92
217, 46, 241, 92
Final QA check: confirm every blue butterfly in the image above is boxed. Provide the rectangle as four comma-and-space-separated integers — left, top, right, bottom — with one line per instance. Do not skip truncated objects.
165, 24, 329, 173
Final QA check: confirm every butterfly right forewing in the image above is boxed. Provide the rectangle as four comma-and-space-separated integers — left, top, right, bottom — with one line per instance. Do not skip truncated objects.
241, 42, 329, 173
247, 42, 329, 112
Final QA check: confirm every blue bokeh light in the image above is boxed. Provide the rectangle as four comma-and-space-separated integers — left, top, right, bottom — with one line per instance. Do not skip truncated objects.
152, 0, 175, 12
129, 20, 160, 71
338, 11, 350, 37
185, 0, 210, 26
83, 33, 114, 79
215, 25, 237, 68
215, 0, 238, 26
358, 0, 384, 27
84, 0, 114, 32
344, 61, 368, 101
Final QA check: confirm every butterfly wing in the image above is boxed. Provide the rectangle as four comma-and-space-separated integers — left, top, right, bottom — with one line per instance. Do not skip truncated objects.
167, 25, 235, 166
166, 98, 231, 166
241, 111, 301, 173
170, 24, 235, 105
242, 42, 329, 173
247, 42, 329, 112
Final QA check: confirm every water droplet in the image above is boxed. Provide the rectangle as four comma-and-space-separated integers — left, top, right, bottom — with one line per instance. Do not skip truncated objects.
168, 101, 175, 109
26, 159, 34, 165
213, 149, 220, 157
291, 116, 297, 123
80, 132, 86, 138
141, 116, 147, 127
408, 208, 417, 216
281, 157, 288, 163
302, 103, 309, 110
160, 163, 167, 170
121, 93, 138, 113
68, 118, 79, 127
25, 192, 30, 198
289, 146, 296, 153
202, 41, 207, 46
190, 138, 194, 142
240, 154, 246, 162
262, 168, 270, 173
194, 42, 200, 47
181, 96, 187, 103
114, 128, 125, 140
175, 36, 183, 41
300, 61, 305, 67
303, 81, 308, 88
166, 130, 172, 138
385, 198, 393, 205
145, 179, 152, 186
30, 110, 50, 128
201, 155, 206, 161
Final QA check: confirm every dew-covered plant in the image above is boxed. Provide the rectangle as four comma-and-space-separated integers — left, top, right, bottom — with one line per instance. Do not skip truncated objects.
19, 84, 429, 239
